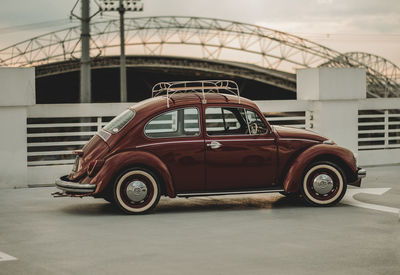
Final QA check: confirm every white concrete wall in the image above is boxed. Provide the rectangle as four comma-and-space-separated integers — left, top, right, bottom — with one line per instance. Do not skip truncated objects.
311, 100, 359, 153
358, 149, 400, 166
0, 67, 35, 189
297, 68, 366, 153
28, 165, 72, 187
0, 107, 28, 188
0, 67, 35, 106
297, 68, 366, 101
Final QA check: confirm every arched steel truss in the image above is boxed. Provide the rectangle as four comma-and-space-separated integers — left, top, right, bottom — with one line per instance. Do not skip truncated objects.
323, 52, 400, 98
0, 16, 398, 97
35, 55, 297, 92
344, 52, 400, 82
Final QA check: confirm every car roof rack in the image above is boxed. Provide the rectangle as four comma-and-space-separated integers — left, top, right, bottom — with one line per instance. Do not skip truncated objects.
152, 80, 240, 107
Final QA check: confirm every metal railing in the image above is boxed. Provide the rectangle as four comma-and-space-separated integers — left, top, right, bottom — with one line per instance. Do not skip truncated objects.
358, 110, 400, 150
25, 98, 400, 169
27, 116, 110, 166
358, 98, 400, 150
27, 103, 133, 167
264, 111, 307, 129
26, 101, 308, 167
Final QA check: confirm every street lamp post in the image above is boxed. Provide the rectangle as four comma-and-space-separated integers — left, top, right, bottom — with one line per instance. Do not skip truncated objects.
80, 0, 91, 103
99, 0, 144, 102
70, 0, 102, 103
119, 0, 127, 102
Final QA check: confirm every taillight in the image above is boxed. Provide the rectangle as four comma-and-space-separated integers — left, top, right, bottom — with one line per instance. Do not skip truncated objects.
87, 160, 104, 177
72, 150, 84, 156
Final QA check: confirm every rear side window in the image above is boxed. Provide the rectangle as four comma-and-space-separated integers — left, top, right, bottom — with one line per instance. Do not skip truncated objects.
103, 109, 135, 134
144, 107, 200, 138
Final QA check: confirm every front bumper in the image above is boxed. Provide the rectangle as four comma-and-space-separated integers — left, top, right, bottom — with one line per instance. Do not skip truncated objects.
55, 175, 96, 194
349, 167, 366, 187
357, 168, 366, 179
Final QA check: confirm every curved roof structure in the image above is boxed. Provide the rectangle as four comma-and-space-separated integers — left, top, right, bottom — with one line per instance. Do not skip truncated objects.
35, 55, 297, 92
322, 52, 400, 98
0, 16, 399, 98
343, 52, 400, 82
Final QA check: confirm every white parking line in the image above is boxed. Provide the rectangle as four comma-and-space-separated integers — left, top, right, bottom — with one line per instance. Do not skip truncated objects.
341, 188, 400, 216
0, 251, 17, 262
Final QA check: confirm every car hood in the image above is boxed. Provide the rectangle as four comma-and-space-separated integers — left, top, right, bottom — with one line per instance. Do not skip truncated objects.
273, 125, 328, 142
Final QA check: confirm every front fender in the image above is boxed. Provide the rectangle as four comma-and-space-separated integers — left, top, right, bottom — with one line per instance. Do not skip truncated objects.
90, 150, 175, 197
282, 144, 357, 193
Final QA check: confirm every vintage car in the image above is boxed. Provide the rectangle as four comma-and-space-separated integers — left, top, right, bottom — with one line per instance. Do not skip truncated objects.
54, 80, 366, 214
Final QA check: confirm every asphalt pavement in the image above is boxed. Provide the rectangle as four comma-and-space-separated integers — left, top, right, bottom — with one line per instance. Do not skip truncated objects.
0, 165, 399, 275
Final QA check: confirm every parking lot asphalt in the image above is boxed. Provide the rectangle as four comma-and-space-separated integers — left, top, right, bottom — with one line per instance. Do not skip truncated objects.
0, 165, 399, 275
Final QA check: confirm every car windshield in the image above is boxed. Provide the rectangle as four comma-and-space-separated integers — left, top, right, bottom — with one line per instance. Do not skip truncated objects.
103, 109, 135, 134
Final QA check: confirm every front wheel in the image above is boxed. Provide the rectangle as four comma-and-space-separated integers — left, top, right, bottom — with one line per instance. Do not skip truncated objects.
300, 161, 347, 206
113, 168, 161, 214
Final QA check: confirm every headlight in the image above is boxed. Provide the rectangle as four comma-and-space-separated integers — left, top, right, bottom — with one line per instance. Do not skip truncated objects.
323, 139, 336, 145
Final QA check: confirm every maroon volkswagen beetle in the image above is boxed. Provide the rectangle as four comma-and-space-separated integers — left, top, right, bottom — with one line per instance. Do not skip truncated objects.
55, 80, 366, 214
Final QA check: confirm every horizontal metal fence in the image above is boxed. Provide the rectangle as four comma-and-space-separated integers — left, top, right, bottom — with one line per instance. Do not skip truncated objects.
358, 109, 400, 150
256, 100, 310, 130
27, 116, 112, 166
27, 101, 307, 167
27, 103, 133, 167
264, 111, 306, 129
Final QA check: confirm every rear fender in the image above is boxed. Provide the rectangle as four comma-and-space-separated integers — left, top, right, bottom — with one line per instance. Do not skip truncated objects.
90, 150, 175, 197
282, 144, 357, 193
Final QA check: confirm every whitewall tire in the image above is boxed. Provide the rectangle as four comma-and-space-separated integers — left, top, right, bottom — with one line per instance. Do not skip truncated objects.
113, 168, 161, 214
300, 161, 347, 206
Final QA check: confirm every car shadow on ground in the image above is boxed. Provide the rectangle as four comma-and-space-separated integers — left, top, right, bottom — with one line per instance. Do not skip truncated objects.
155, 194, 307, 214
59, 194, 310, 216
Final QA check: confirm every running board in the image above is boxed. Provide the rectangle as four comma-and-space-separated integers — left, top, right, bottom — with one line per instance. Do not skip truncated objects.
177, 188, 284, 198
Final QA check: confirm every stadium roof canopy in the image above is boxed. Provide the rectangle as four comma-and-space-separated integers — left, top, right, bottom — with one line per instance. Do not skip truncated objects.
0, 16, 399, 98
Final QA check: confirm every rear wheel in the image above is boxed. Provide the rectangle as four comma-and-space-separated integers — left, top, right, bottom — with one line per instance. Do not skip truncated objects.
113, 168, 161, 214
300, 161, 347, 206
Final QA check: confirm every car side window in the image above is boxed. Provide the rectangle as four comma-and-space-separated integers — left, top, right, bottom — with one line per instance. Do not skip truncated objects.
244, 109, 268, 135
205, 107, 247, 135
206, 107, 268, 136
144, 107, 200, 138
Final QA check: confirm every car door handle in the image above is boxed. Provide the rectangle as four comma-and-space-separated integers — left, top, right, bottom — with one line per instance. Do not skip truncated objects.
207, 141, 222, 149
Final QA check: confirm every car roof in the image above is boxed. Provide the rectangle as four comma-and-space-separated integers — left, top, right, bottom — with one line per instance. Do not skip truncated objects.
132, 92, 258, 114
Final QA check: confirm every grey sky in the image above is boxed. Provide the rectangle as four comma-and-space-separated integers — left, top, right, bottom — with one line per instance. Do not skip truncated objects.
1, 0, 399, 65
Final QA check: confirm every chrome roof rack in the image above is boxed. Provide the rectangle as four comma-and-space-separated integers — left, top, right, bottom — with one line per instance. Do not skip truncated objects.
152, 80, 240, 108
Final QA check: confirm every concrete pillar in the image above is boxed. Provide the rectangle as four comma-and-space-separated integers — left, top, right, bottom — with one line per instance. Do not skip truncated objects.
297, 68, 366, 153
0, 67, 35, 188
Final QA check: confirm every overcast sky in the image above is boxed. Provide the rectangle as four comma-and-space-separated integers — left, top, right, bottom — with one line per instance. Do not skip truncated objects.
1, 0, 399, 66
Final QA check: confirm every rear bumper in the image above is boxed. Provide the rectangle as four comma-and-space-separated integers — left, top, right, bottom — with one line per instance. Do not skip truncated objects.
55, 175, 96, 194
349, 167, 366, 187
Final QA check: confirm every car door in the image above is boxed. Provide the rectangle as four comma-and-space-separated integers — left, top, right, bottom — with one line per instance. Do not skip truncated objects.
204, 106, 277, 191
143, 106, 205, 193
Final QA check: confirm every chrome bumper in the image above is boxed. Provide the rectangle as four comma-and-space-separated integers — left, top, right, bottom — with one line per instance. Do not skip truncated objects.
358, 168, 366, 179
55, 175, 96, 194
349, 168, 366, 187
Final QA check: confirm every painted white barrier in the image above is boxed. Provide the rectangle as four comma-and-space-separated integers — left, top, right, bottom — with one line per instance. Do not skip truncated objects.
0, 67, 399, 188
0, 68, 35, 188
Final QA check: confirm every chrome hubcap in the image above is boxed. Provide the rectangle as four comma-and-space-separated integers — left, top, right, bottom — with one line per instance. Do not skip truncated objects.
126, 180, 148, 202
312, 174, 334, 195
